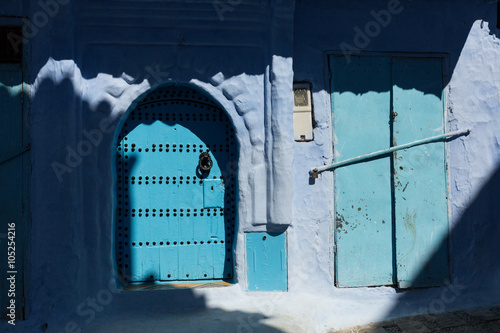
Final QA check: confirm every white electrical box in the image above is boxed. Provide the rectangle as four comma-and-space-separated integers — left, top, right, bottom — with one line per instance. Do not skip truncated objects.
293, 83, 313, 141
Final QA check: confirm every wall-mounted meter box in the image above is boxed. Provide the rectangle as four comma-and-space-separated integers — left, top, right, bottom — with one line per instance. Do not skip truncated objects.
293, 82, 313, 141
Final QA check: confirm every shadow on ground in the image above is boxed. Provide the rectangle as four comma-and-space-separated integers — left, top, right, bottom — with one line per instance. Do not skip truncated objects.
81, 288, 284, 333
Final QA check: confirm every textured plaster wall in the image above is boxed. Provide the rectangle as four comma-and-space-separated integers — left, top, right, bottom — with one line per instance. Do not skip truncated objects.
0, 0, 499, 332
447, 19, 500, 295
292, 0, 500, 327
2, 0, 295, 331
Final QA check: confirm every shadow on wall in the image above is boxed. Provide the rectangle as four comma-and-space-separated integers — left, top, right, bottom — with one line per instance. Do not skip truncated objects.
61, 2, 294, 84
292, 0, 500, 322
380, 163, 500, 321
26, 10, 287, 324
30, 76, 283, 333
17, 0, 499, 330
294, 0, 499, 95
24, 0, 295, 324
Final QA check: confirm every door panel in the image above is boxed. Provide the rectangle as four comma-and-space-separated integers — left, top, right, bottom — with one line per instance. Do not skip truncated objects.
392, 58, 449, 288
331, 56, 394, 287
246, 232, 287, 291
116, 85, 237, 284
331, 55, 449, 288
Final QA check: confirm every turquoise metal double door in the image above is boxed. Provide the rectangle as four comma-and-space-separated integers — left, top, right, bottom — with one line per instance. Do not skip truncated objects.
331, 55, 449, 288
116, 85, 237, 283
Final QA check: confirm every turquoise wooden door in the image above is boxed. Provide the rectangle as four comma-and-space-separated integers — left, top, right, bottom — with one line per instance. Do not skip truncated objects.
115, 85, 237, 284
330, 55, 448, 288
0, 63, 28, 319
392, 58, 448, 288
331, 56, 394, 287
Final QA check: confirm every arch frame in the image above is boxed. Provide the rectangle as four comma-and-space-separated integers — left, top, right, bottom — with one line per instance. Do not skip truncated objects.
111, 81, 247, 287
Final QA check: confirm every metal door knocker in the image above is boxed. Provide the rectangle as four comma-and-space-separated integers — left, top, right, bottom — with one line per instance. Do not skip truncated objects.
198, 151, 213, 173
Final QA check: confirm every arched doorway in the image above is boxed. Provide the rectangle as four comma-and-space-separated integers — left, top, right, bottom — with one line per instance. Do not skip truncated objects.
115, 84, 237, 285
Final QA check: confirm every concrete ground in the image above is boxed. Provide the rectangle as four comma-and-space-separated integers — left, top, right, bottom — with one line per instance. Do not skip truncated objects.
330, 306, 500, 333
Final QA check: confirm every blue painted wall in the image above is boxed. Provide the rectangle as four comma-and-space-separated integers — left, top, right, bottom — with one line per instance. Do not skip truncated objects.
0, 0, 499, 331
